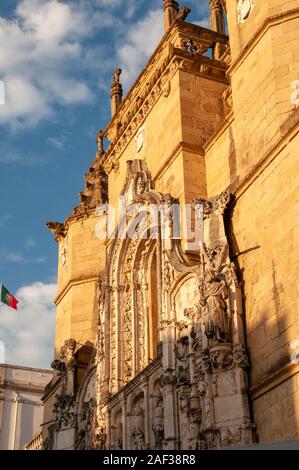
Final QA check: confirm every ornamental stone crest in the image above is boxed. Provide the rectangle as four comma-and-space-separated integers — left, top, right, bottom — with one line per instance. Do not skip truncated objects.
237, 0, 254, 24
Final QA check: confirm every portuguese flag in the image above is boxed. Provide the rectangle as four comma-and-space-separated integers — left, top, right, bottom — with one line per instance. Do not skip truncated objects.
0, 284, 19, 310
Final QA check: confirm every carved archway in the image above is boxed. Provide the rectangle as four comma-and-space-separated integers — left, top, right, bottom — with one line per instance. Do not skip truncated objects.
94, 160, 256, 450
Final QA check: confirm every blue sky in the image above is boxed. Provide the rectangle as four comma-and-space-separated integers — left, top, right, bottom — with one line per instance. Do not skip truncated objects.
0, 0, 210, 368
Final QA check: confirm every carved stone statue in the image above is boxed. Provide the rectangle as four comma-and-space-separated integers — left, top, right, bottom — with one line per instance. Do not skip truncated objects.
113, 68, 122, 84
177, 6, 191, 21
116, 422, 123, 450
175, 336, 190, 386
199, 270, 229, 342
188, 410, 201, 450
97, 129, 104, 154
76, 398, 95, 450
131, 404, 145, 450
152, 398, 164, 449
61, 338, 76, 365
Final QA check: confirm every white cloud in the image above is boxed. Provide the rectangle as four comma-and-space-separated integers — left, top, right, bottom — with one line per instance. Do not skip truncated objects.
25, 237, 36, 249
0, 148, 42, 166
35, 256, 47, 264
5, 252, 26, 264
118, 8, 164, 89
195, 18, 210, 29
0, 249, 47, 265
94, 0, 137, 18
47, 135, 65, 150
0, 0, 94, 129
0, 214, 12, 227
16, 0, 91, 42
0, 282, 56, 368
0, 0, 213, 129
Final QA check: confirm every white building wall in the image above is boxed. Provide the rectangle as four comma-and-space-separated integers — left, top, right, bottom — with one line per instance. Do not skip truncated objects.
0, 364, 52, 450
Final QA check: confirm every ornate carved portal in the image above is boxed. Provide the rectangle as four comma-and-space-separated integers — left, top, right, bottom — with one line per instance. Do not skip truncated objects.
44, 160, 255, 450
90, 159, 256, 450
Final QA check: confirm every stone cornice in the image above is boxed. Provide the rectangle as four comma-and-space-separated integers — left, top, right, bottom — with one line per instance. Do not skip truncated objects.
55, 276, 100, 305
228, 7, 299, 77
0, 381, 47, 395
250, 362, 299, 401
0, 364, 52, 374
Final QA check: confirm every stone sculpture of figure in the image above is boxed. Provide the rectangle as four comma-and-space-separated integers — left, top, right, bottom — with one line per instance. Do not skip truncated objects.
113, 68, 122, 84
188, 410, 201, 450
175, 336, 190, 386
177, 6, 191, 21
199, 270, 229, 342
152, 398, 164, 450
131, 404, 145, 450
97, 129, 104, 154
116, 422, 123, 450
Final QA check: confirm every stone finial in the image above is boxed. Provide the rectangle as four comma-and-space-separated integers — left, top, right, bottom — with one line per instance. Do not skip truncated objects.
209, 0, 225, 35
111, 68, 123, 118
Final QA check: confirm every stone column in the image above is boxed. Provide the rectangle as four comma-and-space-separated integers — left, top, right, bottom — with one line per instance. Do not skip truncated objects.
210, 0, 225, 35
120, 393, 127, 449
161, 369, 178, 450
164, 0, 179, 32
141, 376, 150, 447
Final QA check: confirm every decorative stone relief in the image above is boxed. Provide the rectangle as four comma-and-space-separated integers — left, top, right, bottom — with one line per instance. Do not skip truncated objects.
175, 336, 190, 386
53, 394, 76, 432
60, 246, 67, 267
160, 75, 171, 97
135, 126, 146, 154
237, 0, 253, 24
152, 397, 164, 450
91, 163, 255, 450
76, 398, 96, 450
131, 399, 145, 450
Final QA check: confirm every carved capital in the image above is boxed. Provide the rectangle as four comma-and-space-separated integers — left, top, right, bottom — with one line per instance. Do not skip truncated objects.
193, 191, 230, 220
225, 344, 250, 369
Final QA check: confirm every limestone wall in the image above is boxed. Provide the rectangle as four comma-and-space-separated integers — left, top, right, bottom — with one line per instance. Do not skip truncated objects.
54, 216, 106, 354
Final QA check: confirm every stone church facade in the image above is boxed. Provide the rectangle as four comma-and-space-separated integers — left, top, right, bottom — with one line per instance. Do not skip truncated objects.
40, 1, 299, 450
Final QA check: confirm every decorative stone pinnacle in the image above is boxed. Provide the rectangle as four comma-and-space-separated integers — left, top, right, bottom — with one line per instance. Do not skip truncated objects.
209, 0, 225, 35
111, 68, 123, 118
96, 129, 104, 154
